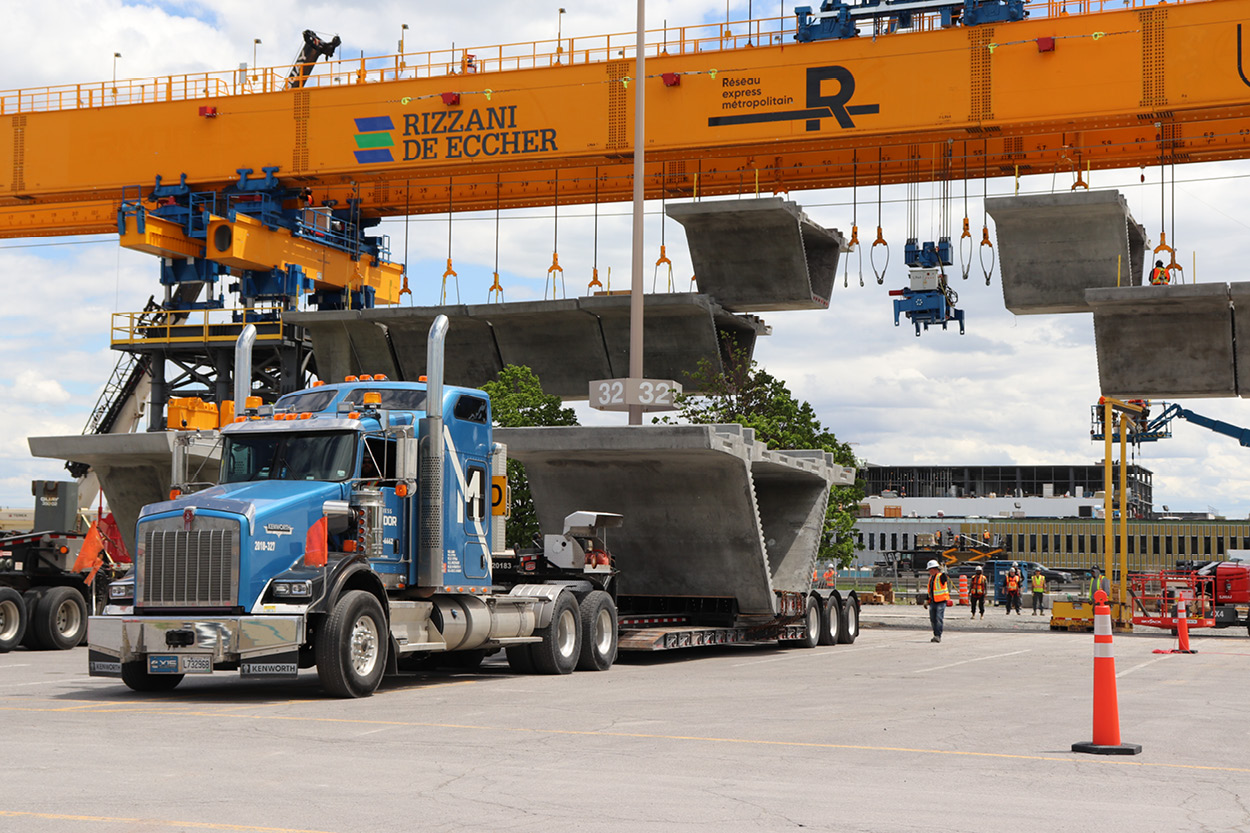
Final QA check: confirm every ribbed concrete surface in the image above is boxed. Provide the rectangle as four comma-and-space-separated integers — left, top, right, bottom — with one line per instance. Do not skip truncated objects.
667, 198, 844, 311
988, 190, 1146, 314
28, 432, 222, 555
497, 424, 854, 617
288, 294, 768, 398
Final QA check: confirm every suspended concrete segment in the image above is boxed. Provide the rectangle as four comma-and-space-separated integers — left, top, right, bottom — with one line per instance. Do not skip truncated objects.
987, 190, 1146, 315
1086, 283, 1243, 399
288, 294, 769, 399
666, 198, 845, 312
497, 424, 855, 617
28, 432, 221, 556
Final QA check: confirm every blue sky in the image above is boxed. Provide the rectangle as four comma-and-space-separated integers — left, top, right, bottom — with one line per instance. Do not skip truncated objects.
3, 1, 1250, 518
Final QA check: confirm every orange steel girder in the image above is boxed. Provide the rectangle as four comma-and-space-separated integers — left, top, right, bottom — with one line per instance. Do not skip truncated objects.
119, 210, 404, 303
5, 0, 1250, 237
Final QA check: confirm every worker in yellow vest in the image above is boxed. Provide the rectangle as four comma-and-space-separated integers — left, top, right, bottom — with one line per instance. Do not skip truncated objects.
969, 565, 988, 619
924, 559, 951, 643
1004, 564, 1023, 614
1030, 570, 1046, 615
1088, 567, 1110, 603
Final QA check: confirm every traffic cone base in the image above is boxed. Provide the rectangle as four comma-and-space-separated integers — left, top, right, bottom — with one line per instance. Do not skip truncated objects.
1071, 740, 1143, 756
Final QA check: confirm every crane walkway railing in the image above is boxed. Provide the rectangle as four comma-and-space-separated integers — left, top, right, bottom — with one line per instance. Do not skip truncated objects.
0, 0, 1190, 115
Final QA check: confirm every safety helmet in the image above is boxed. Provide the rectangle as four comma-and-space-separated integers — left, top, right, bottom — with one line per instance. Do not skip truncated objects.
926, 559, 941, 570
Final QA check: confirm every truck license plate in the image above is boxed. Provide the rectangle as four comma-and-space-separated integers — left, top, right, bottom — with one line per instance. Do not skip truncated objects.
148, 654, 212, 674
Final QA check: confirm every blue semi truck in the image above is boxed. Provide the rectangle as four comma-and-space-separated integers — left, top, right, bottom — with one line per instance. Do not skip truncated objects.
87, 316, 855, 696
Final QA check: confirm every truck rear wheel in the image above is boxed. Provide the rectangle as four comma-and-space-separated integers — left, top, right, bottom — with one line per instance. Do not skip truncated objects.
34, 586, 88, 651
0, 588, 26, 652
576, 591, 617, 671
316, 590, 387, 698
121, 661, 184, 693
838, 595, 860, 644
786, 596, 820, 649
819, 596, 842, 646
530, 591, 580, 675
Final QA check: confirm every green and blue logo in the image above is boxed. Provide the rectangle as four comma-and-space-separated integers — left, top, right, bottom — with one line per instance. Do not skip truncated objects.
353, 116, 395, 163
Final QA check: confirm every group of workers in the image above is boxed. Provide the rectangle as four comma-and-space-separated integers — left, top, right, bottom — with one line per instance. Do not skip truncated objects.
923, 561, 1111, 642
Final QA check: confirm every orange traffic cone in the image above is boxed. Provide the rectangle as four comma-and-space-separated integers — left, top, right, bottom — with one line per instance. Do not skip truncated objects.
958, 575, 969, 605
1154, 597, 1198, 655
1072, 590, 1142, 755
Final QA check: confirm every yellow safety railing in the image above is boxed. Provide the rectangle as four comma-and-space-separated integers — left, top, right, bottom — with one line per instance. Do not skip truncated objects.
0, 2, 1187, 115
111, 308, 288, 346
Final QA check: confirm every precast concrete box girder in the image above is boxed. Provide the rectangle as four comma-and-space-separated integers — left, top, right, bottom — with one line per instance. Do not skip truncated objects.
666, 198, 845, 312
988, 190, 1146, 315
1086, 284, 1238, 398
497, 424, 854, 618
289, 295, 768, 399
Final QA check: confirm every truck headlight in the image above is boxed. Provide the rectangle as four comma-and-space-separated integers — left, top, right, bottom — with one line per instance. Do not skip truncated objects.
272, 580, 312, 599
108, 583, 133, 600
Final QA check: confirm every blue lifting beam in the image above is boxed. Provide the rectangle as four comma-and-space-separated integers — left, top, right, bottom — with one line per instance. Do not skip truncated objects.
795, 0, 1026, 41
890, 285, 965, 336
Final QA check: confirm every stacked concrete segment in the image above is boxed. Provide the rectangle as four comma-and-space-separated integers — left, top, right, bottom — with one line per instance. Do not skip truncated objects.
987, 190, 1146, 314
1086, 284, 1239, 398
288, 294, 768, 399
497, 424, 855, 617
28, 432, 221, 555
666, 198, 845, 311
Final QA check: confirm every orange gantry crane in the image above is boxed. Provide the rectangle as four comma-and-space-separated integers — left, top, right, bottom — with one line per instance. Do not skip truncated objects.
3, 0, 1250, 239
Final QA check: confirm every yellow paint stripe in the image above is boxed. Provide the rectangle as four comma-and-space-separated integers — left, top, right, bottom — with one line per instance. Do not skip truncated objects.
7, 702, 1246, 775
0, 810, 335, 833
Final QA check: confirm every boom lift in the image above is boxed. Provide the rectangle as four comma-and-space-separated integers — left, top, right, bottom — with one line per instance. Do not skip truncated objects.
1090, 402, 1250, 448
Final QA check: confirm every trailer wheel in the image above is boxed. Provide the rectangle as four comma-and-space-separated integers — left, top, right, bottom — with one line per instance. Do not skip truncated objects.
34, 586, 88, 651
0, 588, 26, 653
316, 590, 387, 698
576, 591, 617, 671
530, 591, 581, 675
120, 661, 183, 693
505, 645, 534, 673
819, 596, 842, 646
838, 595, 860, 644
21, 589, 46, 650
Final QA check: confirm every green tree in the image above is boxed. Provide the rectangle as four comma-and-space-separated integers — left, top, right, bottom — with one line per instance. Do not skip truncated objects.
481, 365, 578, 550
661, 343, 865, 567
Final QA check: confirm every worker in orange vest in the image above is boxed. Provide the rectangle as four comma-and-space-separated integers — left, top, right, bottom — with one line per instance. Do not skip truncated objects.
1004, 563, 1023, 614
969, 565, 988, 619
924, 559, 951, 643
1149, 259, 1170, 285
822, 567, 835, 588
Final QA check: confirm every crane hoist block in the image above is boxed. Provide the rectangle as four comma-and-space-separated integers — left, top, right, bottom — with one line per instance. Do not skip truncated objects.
666, 198, 844, 312
987, 190, 1146, 315
1086, 283, 1236, 398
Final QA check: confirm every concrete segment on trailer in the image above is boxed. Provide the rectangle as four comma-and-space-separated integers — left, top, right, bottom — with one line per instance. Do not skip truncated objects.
988, 190, 1146, 314
1086, 283, 1236, 398
27, 432, 221, 555
288, 294, 769, 398
497, 424, 854, 617
666, 197, 845, 311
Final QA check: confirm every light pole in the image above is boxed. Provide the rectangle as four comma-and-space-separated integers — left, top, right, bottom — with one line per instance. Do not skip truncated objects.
112, 52, 121, 96
252, 39, 261, 82
557, 8, 566, 56
399, 23, 408, 55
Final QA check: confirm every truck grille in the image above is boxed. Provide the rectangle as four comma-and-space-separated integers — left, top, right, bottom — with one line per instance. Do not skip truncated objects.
140, 528, 239, 607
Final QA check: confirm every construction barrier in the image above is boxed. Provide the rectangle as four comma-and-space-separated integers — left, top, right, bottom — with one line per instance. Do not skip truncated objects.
958, 575, 968, 605
1072, 590, 1142, 756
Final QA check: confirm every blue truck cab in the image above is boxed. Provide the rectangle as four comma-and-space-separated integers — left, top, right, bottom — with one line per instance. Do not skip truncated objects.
88, 316, 616, 696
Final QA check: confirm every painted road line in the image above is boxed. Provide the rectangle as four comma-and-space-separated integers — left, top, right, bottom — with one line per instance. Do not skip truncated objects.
914, 649, 1030, 673
730, 645, 884, 667
0, 810, 336, 832
1116, 654, 1172, 678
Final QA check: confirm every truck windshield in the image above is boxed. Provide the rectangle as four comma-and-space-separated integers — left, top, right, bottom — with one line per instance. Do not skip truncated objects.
220, 431, 357, 483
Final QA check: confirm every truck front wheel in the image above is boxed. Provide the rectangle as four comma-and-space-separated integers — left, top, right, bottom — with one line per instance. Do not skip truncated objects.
531, 591, 581, 675
316, 590, 387, 698
0, 588, 26, 652
576, 591, 617, 671
121, 661, 183, 693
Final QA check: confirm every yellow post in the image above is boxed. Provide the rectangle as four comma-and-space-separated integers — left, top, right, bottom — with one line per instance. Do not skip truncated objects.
1119, 414, 1129, 617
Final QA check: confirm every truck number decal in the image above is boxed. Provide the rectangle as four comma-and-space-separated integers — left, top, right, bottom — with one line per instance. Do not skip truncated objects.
254, 540, 276, 552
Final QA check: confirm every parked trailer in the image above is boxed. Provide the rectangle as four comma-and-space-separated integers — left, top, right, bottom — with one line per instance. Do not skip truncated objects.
75, 319, 860, 697
0, 481, 126, 654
